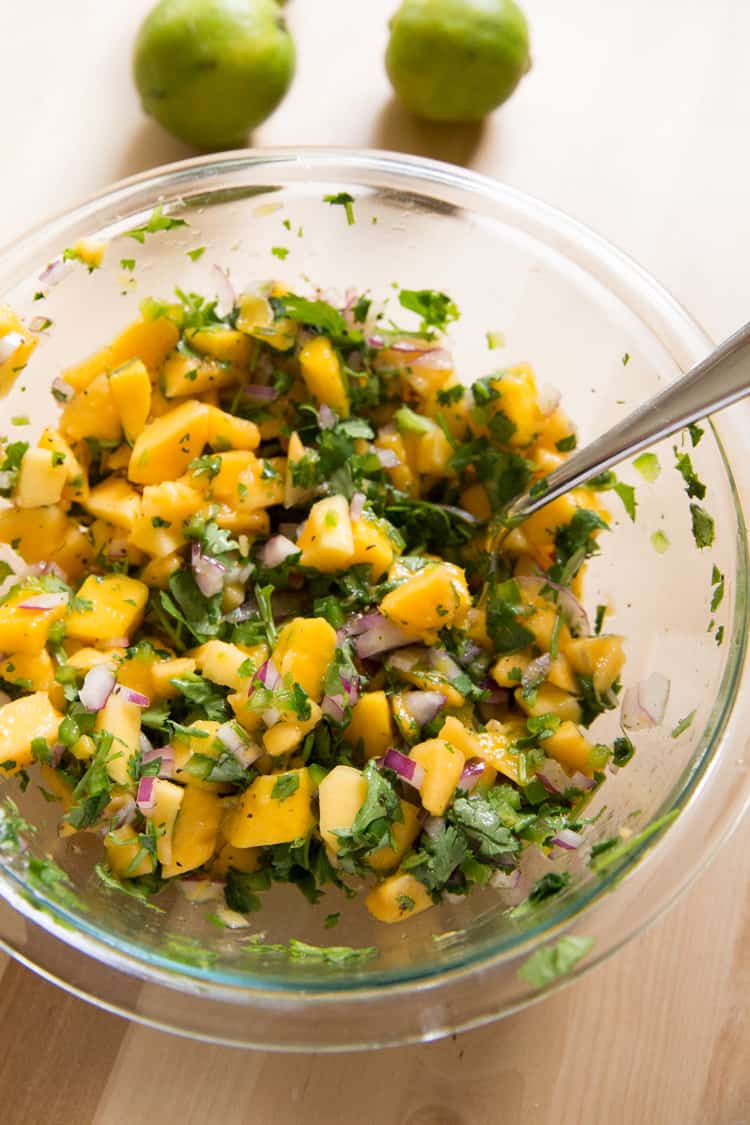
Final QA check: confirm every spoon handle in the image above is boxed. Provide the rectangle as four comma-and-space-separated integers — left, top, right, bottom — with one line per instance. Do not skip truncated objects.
505, 319, 750, 522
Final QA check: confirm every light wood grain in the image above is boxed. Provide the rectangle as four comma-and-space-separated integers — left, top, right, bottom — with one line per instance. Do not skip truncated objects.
2, 2, 750, 1122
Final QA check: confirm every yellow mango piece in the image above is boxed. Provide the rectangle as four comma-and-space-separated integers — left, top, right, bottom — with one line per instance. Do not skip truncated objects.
105, 824, 155, 878
38, 429, 88, 503
211, 841, 261, 877
225, 768, 315, 848
39, 763, 75, 816
547, 653, 579, 695
60, 373, 122, 444
188, 326, 251, 368
390, 648, 465, 708
161, 350, 236, 398
344, 691, 394, 760
299, 335, 349, 417
350, 514, 397, 580
88, 519, 147, 568
365, 871, 433, 924
95, 691, 142, 786
14, 448, 67, 509
543, 720, 600, 777
171, 719, 236, 792
262, 701, 322, 757
367, 802, 422, 873
491, 650, 531, 688
150, 656, 197, 699
0, 649, 55, 693
297, 495, 355, 572
0, 306, 36, 396
109, 359, 152, 442
146, 778, 185, 868
0, 586, 68, 655
416, 428, 454, 476
84, 476, 141, 531
67, 647, 122, 672
227, 690, 264, 734
460, 482, 491, 522
410, 738, 464, 816
236, 293, 296, 351
438, 715, 480, 759
0, 506, 68, 564
0, 692, 61, 774
515, 682, 582, 724
65, 574, 148, 643
474, 727, 522, 784
48, 524, 96, 581
139, 553, 182, 589
318, 764, 368, 854
273, 617, 337, 702
566, 635, 626, 696
203, 451, 258, 501
488, 365, 543, 447
283, 431, 316, 508
376, 426, 416, 494
213, 506, 270, 536
128, 481, 204, 557
128, 400, 208, 485
161, 786, 223, 879
380, 562, 470, 643
61, 316, 179, 391
191, 640, 264, 692
205, 405, 260, 451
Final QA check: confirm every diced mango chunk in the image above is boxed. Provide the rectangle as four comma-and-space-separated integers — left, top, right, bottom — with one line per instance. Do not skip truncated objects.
84, 476, 141, 531
344, 690, 394, 760
365, 872, 433, 924
95, 690, 142, 787
109, 359, 152, 442
105, 825, 155, 878
161, 786, 223, 879
0, 693, 61, 774
61, 315, 179, 391
128, 481, 204, 557
299, 335, 349, 417
14, 448, 68, 509
367, 802, 422, 873
514, 682, 582, 724
191, 640, 264, 692
224, 768, 315, 848
262, 701, 322, 757
296, 495, 355, 572
146, 779, 185, 868
318, 764, 368, 854
566, 635, 626, 696
128, 400, 208, 484
205, 405, 260, 451
410, 737, 464, 815
380, 562, 470, 642
0, 506, 69, 564
350, 515, 397, 580
60, 373, 122, 444
65, 574, 148, 643
0, 649, 56, 693
542, 720, 606, 778
0, 305, 36, 396
272, 617, 337, 702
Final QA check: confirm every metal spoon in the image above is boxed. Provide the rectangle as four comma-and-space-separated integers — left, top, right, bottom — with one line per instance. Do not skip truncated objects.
505, 320, 750, 523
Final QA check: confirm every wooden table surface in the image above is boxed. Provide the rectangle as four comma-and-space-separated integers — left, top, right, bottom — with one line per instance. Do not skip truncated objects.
3, 2, 750, 1122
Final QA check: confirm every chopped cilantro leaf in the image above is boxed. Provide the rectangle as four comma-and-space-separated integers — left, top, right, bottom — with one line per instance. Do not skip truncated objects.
674, 447, 706, 499
555, 433, 577, 452
671, 710, 696, 738
633, 452, 660, 482
650, 529, 670, 554
589, 810, 679, 874
271, 772, 301, 802
125, 205, 188, 243
690, 503, 715, 549
518, 935, 594, 989
271, 246, 289, 260
323, 192, 355, 225
398, 289, 459, 334
187, 246, 206, 261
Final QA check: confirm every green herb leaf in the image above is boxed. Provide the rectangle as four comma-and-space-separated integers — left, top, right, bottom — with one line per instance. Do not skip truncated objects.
271, 772, 301, 802
398, 289, 459, 334
518, 935, 594, 989
671, 710, 696, 739
690, 503, 715, 549
125, 205, 188, 243
323, 192, 355, 225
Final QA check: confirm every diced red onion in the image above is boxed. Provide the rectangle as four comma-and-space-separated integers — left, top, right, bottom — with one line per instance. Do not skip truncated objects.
139, 732, 154, 755
430, 648, 463, 681
322, 694, 346, 724
191, 542, 227, 598
178, 878, 226, 904
402, 690, 447, 726
349, 491, 366, 521
353, 614, 413, 660
489, 868, 521, 890
100, 636, 129, 650
318, 403, 336, 429
18, 592, 68, 611
253, 659, 280, 691
459, 757, 486, 793
522, 653, 551, 692
388, 646, 423, 674
38, 259, 69, 287
570, 770, 596, 791
0, 545, 27, 598
111, 796, 137, 829
516, 576, 591, 637
211, 264, 236, 317
536, 772, 559, 795
382, 748, 425, 789
432, 503, 478, 525
216, 721, 262, 768
423, 814, 445, 838
367, 334, 385, 349
552, 828, 583, 850
79, 665, 116, 711
375, 448, 400, 469
259, 535, 298, 569
115, 685, 150, 708
621, 672, 670, 731
538, 384, 562, 417
412, 348, 453, 372
51, 377, 74, 401
243, 384, 279, 402
142, 745, 174, 778
0, 331, 24, 363
136, 776, 156, 813
262, 707, 281, 728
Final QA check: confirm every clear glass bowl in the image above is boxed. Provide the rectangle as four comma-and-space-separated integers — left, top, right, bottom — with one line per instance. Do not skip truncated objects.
0, 149, 748, 1050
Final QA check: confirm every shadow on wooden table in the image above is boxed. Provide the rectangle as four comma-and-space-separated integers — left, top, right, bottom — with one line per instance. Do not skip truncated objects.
115, 120, 196, 180
370, 98, 487, 168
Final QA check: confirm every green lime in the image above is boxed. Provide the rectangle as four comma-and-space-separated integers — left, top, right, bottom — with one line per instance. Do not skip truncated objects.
385, 0, 531, 123
133, 0, 295, 149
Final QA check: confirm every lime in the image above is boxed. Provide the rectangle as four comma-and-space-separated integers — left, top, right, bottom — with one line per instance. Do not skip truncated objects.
133, 0, 295, 149
385, 0, 531, 123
